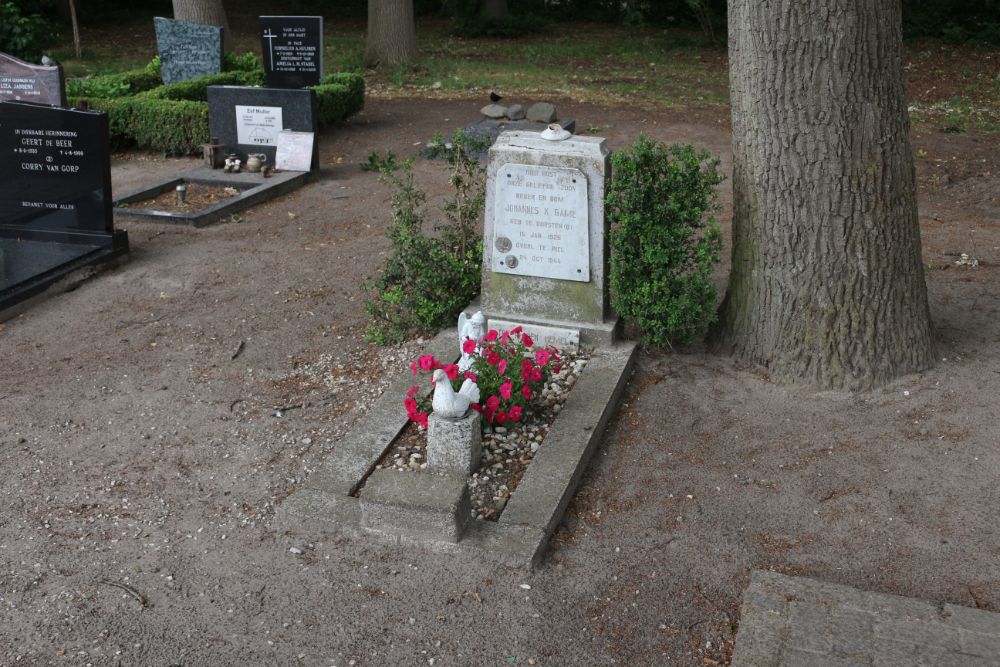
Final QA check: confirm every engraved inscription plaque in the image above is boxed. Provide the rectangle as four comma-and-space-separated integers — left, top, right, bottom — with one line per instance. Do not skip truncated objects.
492, 163, 589, 282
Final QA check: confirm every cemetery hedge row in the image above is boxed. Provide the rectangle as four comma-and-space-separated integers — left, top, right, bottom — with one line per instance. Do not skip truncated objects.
67, 69, 365, 155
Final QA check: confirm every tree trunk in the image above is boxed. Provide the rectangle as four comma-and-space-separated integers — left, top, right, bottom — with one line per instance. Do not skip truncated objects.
172, 0, 230, 52
480, 0, 509, 20
365, 0, 417, 68
713, 0, 933, 390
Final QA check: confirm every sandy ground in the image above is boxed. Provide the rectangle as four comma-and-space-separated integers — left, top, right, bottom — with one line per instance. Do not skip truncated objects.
1, 97, 999, 666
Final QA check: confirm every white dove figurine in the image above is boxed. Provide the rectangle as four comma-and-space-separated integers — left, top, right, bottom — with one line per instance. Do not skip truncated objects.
431, 369, 480, 419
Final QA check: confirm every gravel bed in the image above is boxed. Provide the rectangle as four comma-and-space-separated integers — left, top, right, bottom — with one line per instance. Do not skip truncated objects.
375, 351, 590, 521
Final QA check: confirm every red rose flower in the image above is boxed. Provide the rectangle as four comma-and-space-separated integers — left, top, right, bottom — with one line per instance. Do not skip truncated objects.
499, 380, 512, 399
522, 384, 532, 400
484, 329, 498, 342
522, 334, 534, 347
508, 405, 522, 421
462, 339, 476, 354
418, 355, 435, 371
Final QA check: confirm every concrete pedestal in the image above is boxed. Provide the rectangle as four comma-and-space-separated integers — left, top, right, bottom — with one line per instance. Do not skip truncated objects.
427, 411, 482, 476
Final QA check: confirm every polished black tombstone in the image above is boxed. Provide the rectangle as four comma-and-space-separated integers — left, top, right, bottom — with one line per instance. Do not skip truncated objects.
259, 16, 323, 88
0, 101, 128, 312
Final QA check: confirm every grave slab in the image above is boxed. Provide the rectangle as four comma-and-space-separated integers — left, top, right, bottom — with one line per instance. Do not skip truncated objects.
154, 17, 223, 84
207, 86, 318, 169
0, 52, 65, 106
732, 570, 1000, 667
277, 325, 637, 568
359, 469, 471, 544
113, 167, 313, 227
259, 16, 323, 88
0, 101, 128, 317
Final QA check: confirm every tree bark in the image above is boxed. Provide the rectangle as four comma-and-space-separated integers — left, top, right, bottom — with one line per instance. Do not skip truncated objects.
713, 0, 933, 390
172, 0, 230, 52
365, 0, 417, 68
479, 0, 509, 20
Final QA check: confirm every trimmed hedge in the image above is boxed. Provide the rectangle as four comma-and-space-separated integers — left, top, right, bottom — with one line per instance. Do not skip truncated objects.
138, 70, 263, 101
68, 68, 365, 155
68, 95, 209, 155
310, 72, 366, 128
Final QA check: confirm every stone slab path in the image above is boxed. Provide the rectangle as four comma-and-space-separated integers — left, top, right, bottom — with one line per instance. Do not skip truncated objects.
732, 570, 1000, 666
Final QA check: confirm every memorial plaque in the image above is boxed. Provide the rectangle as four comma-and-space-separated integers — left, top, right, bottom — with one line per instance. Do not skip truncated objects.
154, 17, 223, 85
236, 105, 283, 146
491, 163, 589, 282
275, 130, 315, 171
0, 52, 66, 106
259, 16, 323, 88
207, 86, 318, 169
0, 101, 112, 233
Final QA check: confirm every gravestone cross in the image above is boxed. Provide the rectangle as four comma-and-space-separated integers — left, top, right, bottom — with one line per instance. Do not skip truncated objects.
259, 16, 323, 89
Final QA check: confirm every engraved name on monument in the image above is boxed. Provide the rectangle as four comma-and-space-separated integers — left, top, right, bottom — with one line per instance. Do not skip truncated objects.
491, 163, 589, 282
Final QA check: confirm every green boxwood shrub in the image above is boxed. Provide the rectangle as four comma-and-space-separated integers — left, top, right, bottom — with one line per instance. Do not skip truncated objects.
67, 66, 364, 155
606, 135, 724, 348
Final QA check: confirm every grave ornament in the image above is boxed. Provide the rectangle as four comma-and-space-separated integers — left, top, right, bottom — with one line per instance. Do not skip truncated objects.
431, 370, 480, 419
457, 310, 486, 371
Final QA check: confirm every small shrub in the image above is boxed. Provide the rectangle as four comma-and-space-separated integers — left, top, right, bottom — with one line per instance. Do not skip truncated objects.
66, 61, 163, 99
139, 71, 262, 101
68, 96, 208, 154
310, 73, 366, 126
364, 132, 485, 345
223, 51, 262, 72
606, 135, 723, 347
0, 2, 49, 61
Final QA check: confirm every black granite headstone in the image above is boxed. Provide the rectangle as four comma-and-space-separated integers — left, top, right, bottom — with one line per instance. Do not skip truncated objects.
0, 101, 128, 309
0, 52, 66, 106
259, 16, 323, 89
207, 86, 319, 170
154, 17, 224, 85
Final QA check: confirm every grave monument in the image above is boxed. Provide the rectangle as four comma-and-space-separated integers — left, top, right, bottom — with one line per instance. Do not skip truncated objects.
479, 126, 616, 350
0, 101, 128, 315
259, 16, 323, 89
153, 17, 224, 85
0, 52, 66, 106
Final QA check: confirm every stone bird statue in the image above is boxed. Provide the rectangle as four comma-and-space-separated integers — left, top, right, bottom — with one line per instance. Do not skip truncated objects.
431, 369, 480, 419
490, 91, 503, 103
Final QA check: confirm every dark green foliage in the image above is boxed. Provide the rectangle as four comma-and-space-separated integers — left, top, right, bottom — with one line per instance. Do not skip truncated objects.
138, 71, 262, 101
0, 2, 50, 61
310, 73, 366, 127
607, 136, 723, 348
68, 95, 208, 154
65, 59, 163, 98
223, 51, 262, 73
66, 64, 363, 155
902, 0, 1000, 44
364, 132, 485, 345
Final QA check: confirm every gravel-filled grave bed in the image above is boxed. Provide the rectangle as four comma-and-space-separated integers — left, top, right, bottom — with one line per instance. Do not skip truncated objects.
372, 351, 590, 521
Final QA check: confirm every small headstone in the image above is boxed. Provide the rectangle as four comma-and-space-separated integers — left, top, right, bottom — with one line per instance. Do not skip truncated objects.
154, 17, 224, 85
0, 53, 65, 106
259, 16, 323, 88
275, 130, 314, 171
207, 86, 319, 169
506, 104, 525, 121
526, 102, 556, 123
480, 130, 614, 345
480, 104, 507, 119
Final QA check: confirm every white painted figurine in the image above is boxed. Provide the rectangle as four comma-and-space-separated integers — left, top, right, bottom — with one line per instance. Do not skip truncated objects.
431, 369, 480, 419
457, 310, 486, 371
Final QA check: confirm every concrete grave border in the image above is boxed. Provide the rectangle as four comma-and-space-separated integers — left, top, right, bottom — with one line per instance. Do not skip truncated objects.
278, 328, 637, 568
113, 167, 312, 227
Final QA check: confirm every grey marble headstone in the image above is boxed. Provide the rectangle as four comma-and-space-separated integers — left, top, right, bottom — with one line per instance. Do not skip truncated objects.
206, 86, 318, 170
154, 17, 223, 85
0, 52, 65, 106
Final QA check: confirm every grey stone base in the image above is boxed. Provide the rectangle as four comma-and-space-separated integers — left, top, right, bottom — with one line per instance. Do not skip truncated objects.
732, 570, 1000, 666
277, 327, 637, 568
487, 311, 621, 349
113, 167, 313, 227
360, 469, 470, 544
426, 411, 481, 476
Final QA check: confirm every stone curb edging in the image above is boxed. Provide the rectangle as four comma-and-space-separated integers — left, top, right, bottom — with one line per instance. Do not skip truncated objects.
277, 329, 637, 569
